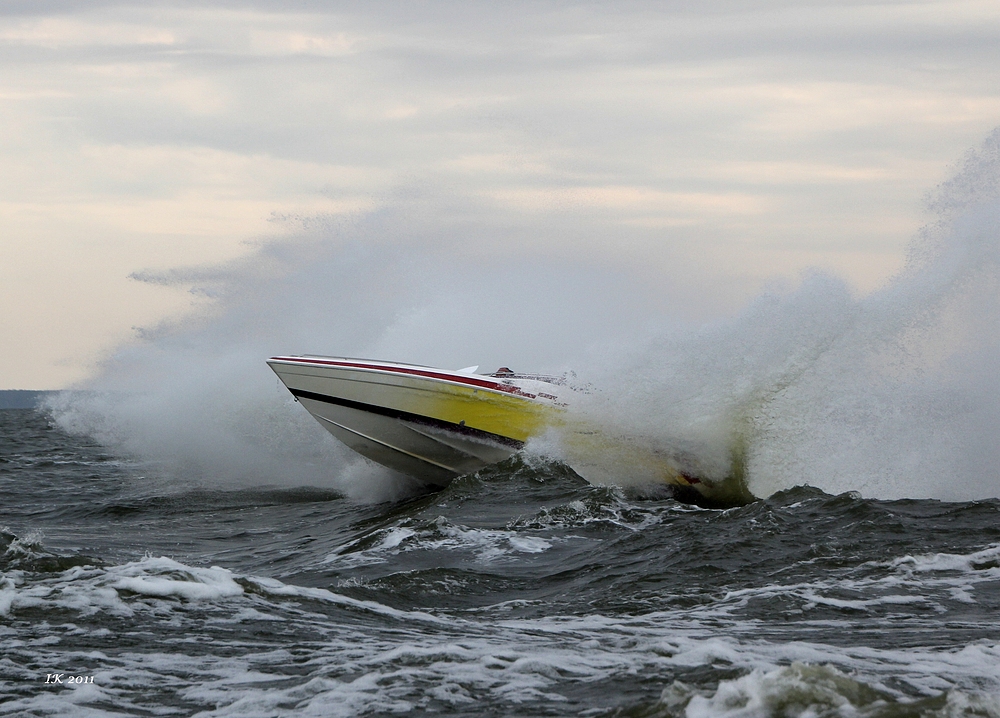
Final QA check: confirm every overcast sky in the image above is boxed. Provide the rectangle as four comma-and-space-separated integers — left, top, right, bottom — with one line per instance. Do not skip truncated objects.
3, 0, 1000, 388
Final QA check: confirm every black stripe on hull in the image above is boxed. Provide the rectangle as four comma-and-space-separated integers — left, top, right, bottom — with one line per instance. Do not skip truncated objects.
288, 388, 524, 449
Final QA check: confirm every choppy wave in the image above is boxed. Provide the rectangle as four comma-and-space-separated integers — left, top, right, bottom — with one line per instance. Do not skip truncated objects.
4, 410, 1000, 717
4, 542, 1000, 716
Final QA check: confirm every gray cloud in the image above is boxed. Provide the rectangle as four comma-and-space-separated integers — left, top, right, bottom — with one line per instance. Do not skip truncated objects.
3, 0, 1000, 386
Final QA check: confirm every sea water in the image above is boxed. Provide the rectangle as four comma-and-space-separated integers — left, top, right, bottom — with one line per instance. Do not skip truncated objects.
3, 408, 1000, 716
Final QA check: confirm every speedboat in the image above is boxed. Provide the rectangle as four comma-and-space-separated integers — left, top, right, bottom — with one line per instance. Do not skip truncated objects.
267, 355, 752, 505
267, 355, 571, 486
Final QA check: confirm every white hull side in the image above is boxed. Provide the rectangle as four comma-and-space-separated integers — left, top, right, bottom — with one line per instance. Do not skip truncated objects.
296, 394, 517, 486
268, 357, 545, 486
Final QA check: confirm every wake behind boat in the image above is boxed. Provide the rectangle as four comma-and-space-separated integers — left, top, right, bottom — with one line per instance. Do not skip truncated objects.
268, 355, 752, 506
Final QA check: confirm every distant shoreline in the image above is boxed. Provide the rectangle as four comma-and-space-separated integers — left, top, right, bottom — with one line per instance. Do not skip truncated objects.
0, 390, 60, 409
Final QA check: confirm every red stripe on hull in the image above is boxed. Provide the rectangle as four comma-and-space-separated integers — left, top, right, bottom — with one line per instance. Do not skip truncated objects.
268, 356, 536, 398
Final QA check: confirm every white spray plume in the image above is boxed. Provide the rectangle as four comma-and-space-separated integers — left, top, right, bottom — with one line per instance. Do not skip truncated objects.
565, 128, 1000, 501
50, 130, 1000, 502
48, 208, 669, 502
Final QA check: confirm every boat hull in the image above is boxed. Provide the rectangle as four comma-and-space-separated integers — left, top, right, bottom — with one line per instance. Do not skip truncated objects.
268, 355, 753, 506
267, 356, 563, 486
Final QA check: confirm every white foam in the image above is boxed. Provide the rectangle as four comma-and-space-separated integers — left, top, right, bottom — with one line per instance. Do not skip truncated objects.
680, 661, 1000, 718
5, 555, 1000, 716
891, 542, 1000, 575
511, 485, 696, 533
682, 663, 889, 718
109, 556, 244, 602
0, 556, 248, 619
324, 516, 555, 568
245, 575, 450, 626
703, 541, 1000, 621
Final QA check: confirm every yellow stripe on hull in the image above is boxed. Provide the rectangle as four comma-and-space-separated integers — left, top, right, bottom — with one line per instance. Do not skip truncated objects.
270, 360, 561, 442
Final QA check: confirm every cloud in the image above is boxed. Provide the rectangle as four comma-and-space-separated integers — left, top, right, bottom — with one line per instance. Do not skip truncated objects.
2, 1, 1000, 386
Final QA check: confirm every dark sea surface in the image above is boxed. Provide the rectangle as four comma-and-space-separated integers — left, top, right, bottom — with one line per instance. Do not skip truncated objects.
3, 407, 1000, 717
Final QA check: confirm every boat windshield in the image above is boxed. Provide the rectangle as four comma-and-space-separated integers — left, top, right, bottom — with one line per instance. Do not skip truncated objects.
489, 368, 566, 385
